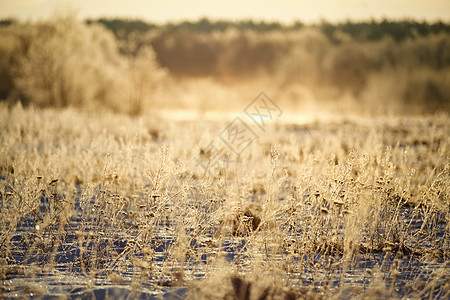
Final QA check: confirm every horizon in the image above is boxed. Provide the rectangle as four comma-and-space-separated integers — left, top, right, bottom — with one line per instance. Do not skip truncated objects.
1, 0, 449, 25
4, 15, 450, 27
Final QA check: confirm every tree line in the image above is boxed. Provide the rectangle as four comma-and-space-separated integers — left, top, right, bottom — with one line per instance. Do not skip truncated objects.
83, 17, 450, 42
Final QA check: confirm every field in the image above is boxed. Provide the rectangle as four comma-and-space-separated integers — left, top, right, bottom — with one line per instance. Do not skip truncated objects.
0, 15, 449, 299
0, 101, 449, 299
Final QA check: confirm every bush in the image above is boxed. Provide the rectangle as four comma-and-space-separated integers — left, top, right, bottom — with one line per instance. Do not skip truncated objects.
0, 15, 166, 115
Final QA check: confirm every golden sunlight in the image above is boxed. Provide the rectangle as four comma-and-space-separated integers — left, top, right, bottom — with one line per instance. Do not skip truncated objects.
0, 1, 449, 299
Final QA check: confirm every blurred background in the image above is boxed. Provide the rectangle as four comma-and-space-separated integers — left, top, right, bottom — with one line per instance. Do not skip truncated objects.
0, 0, 449, 116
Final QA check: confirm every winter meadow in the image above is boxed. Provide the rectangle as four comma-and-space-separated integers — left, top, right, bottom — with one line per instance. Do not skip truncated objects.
0, 13, 449, 299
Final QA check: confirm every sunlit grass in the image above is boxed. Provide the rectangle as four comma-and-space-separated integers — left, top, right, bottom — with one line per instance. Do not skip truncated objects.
0, 102, 448, 299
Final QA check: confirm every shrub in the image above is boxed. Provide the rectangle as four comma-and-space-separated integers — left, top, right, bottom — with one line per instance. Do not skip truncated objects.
0, 15, 166, 115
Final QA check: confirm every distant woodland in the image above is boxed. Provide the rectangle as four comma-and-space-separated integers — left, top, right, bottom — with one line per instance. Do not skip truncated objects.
1, 17, 449, 114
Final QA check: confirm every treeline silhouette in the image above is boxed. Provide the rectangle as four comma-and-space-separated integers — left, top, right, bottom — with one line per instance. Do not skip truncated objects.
86, 17, 450, 42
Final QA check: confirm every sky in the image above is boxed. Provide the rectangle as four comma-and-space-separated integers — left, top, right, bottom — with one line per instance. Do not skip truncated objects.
0, 0, 449, 24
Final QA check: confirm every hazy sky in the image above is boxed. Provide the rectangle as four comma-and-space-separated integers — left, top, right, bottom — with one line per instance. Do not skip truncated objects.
1, 0, 449, 23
